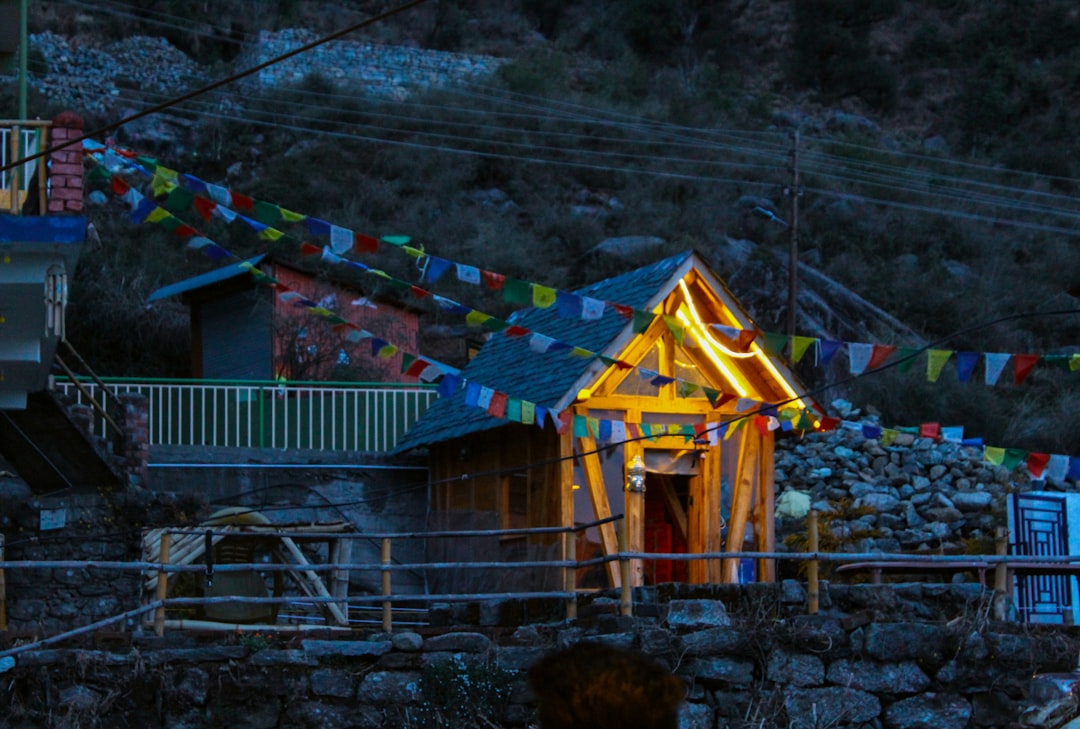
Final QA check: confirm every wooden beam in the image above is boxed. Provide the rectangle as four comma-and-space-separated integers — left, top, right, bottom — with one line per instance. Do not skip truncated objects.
559, 429, 576, 609
722, 427, 756, 583
704, 414, 725, 583
576, 395, 718, 415
575, 435, 621, 588
624, 439, 645, 587
755, 434, 776, 582
279, 536, 350, 626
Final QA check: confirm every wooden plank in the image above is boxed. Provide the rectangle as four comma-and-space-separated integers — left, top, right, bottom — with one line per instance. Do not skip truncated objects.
330, 536, 353, 624
581, 395, 718, 414
576, 435, 620, 588
279, 536, 350, 626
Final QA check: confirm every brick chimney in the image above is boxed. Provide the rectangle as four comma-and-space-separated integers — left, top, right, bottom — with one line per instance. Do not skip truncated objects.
117, 392, 150, 489
47, 111, 84, 214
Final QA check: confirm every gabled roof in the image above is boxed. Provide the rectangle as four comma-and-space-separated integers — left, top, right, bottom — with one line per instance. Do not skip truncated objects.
394, 251, 697, 451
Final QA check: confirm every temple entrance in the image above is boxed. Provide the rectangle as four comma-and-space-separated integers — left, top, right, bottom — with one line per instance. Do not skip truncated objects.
643, 473, 690, 584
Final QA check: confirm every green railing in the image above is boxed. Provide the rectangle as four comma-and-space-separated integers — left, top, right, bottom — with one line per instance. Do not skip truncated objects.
54, 377, 437, 453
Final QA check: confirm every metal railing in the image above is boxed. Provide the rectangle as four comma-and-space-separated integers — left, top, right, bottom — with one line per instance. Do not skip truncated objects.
0, 120, 49, 214
54, 377, 438, 452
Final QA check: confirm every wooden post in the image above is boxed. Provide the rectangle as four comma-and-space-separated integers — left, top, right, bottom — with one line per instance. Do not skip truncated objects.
0, 533, 6, 631
618, 517, 633, 617
381, 538, 392, 633
154, 532, 171, 636
807, 510, 819, 615
624, 441, 645, 587
561, 531, 578, 622
994, 526, 1009, 621
330, 537, 353, 629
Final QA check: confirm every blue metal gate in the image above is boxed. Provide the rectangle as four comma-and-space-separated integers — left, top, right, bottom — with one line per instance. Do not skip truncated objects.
1010, 492, 1072, 624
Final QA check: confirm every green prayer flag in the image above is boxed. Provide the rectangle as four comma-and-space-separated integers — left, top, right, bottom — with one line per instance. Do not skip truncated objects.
503, 278, 531, 305
163, 187, 194, 213
762, 332, 788, 357
632, 310, 655, 334
254, 200, 282, 226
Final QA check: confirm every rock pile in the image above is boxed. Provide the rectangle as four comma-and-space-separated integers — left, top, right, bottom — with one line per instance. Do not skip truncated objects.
773, 417, 1046, 555
25, 32, 206, 117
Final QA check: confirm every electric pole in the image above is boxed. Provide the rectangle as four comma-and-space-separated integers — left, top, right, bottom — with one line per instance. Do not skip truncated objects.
786, 129, 801, 338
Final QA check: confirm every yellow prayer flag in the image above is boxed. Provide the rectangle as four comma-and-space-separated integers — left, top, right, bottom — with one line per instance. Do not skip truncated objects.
1071, 354, 1080, 372
926, 349, 953, 382
151, 166, 179, 196
984, 446, 1005, 466
145, 207, 170, 223
791, 336, 816, 364
570, 347, 592, 358
280, 208, 306, 223
259, 228, 284, 241
533, 285, 557, 309
465, 310, 492, 327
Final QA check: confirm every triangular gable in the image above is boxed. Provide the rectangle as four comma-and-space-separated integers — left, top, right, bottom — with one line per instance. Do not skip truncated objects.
571, 259, 811, 412
393, 250, 812, 452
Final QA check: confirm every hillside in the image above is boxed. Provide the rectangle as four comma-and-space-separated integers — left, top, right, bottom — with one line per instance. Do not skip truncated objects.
6, 0, 1080, 453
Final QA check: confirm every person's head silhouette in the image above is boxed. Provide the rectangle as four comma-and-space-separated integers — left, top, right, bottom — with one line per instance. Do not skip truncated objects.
529, 642, 686, 729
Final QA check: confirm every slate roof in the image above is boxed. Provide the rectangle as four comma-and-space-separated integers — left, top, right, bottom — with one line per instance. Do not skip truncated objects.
394, 250, 695, 452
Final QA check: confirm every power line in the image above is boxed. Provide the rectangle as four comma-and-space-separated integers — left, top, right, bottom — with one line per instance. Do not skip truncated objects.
1, 0, 434, 174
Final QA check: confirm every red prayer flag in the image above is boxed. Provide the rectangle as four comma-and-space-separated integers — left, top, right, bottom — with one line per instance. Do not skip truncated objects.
482, 270, 505, 290
408, 285, 429, 299
1014, 354, 1040, 384
172, 224, 197, 238
556, 410, 572, 434
737, 329, 759, 351
230, 190, 254, 212
299, 242, 322, 256
867, 344, 897, 370
753, 415, 770, 437
110, 175, 130, 196
193, 196, 216, 222
404, 358, 430, 378
353, 233, 380, 254
504, 325, 530, 338
612, 304, 633, 319
714, 392, 737, 409
818, 416, 842, 431
919, 422, 941, 439
1027, 452, 1050, 478
487, 391, 508, 418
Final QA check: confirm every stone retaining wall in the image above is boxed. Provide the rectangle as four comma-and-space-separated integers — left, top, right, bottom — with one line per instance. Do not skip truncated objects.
4, 584, 1078, 728
233, 29, 505, 97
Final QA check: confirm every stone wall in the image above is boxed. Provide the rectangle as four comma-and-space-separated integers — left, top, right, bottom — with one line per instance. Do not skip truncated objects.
772, 419, 1054, 554
0, 490, 206, 635
233, 29, 505, 98
2, 583, 1077, 728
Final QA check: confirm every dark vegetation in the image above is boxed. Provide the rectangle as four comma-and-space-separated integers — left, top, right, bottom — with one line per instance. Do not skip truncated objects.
7, 0, 1080, 452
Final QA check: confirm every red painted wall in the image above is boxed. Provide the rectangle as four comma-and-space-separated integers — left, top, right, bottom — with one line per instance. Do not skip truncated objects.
270, 263, 419, 383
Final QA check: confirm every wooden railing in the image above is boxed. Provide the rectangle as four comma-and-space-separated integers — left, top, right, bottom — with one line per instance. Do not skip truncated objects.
54, 377, 438, 453
0, 517, 1076, 658
0, 120, 49, 215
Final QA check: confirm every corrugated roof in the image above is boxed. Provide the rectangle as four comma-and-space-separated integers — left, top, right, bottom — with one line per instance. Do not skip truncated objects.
147, 255, 267, 303
394, 251, 694, 452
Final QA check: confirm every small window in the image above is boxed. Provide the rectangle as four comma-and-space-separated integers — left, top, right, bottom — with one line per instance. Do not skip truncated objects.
44, 266, 66, 338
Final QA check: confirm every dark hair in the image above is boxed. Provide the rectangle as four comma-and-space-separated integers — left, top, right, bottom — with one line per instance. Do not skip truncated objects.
528, 642, 686, 729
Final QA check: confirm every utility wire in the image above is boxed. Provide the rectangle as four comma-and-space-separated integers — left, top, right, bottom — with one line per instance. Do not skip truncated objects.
0, 0, 433, 174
